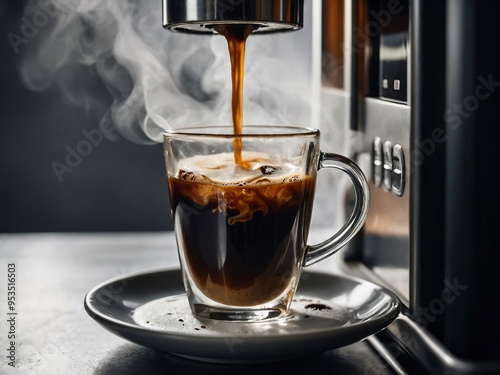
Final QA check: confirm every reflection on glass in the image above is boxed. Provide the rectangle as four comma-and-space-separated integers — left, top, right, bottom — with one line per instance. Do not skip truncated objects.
322, 0, 345, 88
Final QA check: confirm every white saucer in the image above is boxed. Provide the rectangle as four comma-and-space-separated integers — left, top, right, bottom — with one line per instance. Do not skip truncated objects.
84, 269, 400, 363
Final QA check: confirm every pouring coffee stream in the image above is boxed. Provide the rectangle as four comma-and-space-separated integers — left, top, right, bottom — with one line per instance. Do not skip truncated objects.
162, 0, 305, 167
213, 24, 256, 168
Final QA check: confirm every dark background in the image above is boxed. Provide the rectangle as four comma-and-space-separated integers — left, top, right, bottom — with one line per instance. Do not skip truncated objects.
0, 1, 173, 232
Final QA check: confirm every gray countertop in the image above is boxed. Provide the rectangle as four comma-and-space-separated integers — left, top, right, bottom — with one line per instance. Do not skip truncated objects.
0, 232, 397, 375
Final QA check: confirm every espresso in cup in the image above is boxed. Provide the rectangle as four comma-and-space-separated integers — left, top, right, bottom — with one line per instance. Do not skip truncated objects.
169, 152, 315, 307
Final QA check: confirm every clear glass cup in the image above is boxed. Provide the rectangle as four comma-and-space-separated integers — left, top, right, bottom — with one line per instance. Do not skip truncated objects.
163, 126, 370, 321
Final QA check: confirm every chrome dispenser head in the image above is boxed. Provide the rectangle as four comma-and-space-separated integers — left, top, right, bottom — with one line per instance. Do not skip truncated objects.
163, 0, 304, 34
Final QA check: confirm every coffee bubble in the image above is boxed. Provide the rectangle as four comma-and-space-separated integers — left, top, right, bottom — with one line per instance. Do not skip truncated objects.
176, 152, 302, 185
259, 165, 281, 175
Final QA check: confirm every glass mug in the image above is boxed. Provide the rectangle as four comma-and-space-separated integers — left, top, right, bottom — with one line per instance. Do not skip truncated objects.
163, 126, 370, 321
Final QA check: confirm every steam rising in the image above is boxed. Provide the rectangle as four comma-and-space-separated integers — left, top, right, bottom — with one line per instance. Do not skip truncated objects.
20, 0, 312, 144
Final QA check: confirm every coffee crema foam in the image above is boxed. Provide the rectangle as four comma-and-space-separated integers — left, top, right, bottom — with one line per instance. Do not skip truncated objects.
172, 152, 308, 224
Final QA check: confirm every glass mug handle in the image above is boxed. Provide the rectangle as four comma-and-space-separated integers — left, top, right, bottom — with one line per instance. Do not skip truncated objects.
303, 152, 370, 267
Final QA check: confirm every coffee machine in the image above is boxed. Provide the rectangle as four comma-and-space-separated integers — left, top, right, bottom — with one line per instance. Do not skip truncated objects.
320, 0, 500, 373
163, 0, 500, 373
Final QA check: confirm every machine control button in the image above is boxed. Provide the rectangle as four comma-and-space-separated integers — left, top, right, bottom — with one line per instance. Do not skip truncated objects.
372, 138, 406, 197
392, 144, 405, 197
372, 137, 383, 187
383, 141, 393, 192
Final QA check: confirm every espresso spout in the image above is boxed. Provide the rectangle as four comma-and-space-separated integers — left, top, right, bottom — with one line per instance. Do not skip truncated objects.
162, 0, 304, 34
